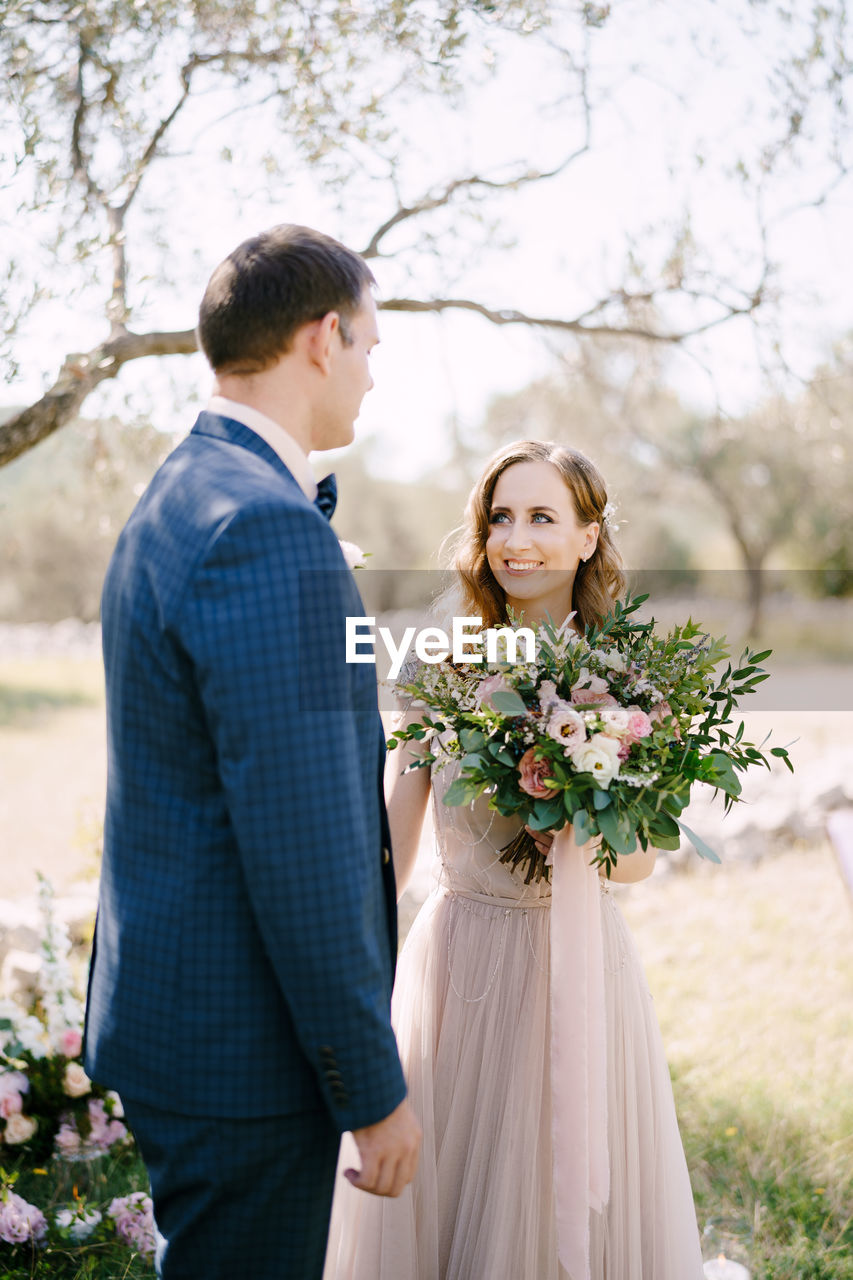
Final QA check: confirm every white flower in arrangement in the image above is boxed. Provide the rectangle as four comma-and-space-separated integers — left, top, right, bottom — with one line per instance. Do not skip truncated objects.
599, 705, 631, 735
569, 733, 622, 787
12, 1016, 49, 1059
105, 1090, 124, 1118
56, 1206, 103, 1241
338, 540, 368, 570
592, 648, 626, 673
35, 873, 84, 1052
62, 1062, 92, 1098
3, 1112, 38, 1144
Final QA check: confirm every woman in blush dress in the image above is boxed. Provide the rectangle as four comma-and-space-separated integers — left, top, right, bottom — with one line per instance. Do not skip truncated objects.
324, 440, 705, 1280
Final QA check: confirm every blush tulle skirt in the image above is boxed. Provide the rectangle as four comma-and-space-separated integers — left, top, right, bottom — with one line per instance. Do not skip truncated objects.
323, 882, 704, 1280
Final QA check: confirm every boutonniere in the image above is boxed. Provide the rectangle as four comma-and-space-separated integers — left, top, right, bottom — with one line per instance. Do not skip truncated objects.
338, 540, 369, 570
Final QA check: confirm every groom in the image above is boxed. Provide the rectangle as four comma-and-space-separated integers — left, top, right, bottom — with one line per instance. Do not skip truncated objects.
84, 224, 421, 1278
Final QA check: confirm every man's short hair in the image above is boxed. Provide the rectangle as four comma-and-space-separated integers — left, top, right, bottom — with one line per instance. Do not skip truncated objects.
197, 224, 375, 375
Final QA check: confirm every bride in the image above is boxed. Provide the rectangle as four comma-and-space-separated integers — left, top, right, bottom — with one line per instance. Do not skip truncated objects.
324, 440, 705, 1279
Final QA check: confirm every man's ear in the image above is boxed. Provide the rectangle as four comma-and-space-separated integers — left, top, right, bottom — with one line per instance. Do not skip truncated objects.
303, 310, 340, 376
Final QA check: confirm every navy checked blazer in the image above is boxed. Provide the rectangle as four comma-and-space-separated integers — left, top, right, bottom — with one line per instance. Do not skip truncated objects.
84, 411, 407, 1133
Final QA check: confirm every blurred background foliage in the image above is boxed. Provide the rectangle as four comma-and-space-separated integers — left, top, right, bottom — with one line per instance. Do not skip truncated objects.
2, 332, 850, 630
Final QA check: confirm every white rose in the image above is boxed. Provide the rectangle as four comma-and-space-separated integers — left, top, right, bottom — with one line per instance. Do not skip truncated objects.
599, 706, 631, 735
570, 733, 621, 787
105, 1090, 125, 1118
4, 1112, 38, 1144
600, 649, 626, 673
63, 1062, 92, 1098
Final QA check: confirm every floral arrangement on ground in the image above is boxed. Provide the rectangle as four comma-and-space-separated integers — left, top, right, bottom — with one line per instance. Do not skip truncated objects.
1, 874, 154, 1268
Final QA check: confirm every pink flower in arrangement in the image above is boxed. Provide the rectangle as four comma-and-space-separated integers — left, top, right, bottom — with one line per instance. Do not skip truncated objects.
1, 1092, 23, 1119
517, 747, 556, 799
87, 1098, 128, 1149
571, 672, 617, 708
59, 1028, 83, 1058
0, 1071, 28, 1119
0, 1192, 47, 1245
545, 702, 587, 752
625, 707, 653, 741
571, 686, 618, 708
55, 1121, 82, 1158
54, 1099, 128, 1160
572, 670, 610, 696
649, 700, 681, 739
476, 673, 513, 711
108, 1193, 157, 1257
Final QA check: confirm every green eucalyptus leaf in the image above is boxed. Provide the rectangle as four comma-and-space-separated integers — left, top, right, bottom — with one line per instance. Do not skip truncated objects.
443, 777, 477, 807
490, 689, 529, 718
573, 809, 594, 844
676, 818, 722, 863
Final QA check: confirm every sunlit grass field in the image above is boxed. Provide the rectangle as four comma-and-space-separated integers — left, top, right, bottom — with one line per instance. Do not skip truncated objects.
1, 652, 852, 1276
620, 847, 853, 1277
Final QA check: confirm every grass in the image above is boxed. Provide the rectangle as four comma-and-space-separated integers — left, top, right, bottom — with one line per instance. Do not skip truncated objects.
620, 846, 853, 1277
0, 658, 103, 727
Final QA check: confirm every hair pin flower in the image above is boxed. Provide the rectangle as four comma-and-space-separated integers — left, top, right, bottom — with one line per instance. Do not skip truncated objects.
602, 501, 619, 530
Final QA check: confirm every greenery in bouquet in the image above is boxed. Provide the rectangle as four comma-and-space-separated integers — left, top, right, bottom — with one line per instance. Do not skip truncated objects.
389, 593, 793, 881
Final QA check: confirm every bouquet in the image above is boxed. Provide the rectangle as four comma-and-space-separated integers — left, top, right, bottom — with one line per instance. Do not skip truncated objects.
388, 593, 793, 881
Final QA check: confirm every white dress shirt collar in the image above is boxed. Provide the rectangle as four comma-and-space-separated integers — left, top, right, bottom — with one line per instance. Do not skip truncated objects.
207, 395, 317, 501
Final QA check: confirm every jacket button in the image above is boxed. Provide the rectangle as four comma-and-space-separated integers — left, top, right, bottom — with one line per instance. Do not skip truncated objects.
382, 846, 391, 866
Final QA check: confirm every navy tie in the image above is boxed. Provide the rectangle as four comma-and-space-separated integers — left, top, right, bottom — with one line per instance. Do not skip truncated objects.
314, 473, 337, 521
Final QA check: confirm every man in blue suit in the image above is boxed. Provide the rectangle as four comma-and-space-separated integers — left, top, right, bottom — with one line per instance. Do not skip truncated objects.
84, 224, 421, 1278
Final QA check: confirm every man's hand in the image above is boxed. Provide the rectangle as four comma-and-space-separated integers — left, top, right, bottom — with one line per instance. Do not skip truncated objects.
345, 1099, 422, 1197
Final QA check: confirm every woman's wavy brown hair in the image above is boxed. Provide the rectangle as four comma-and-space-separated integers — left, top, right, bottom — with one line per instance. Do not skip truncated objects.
449, 440, 625, 633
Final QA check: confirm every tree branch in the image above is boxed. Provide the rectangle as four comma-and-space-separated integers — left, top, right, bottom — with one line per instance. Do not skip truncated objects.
71, 33, 105, 206
0, 328, 198, 466
117, 57, 198, 218
360, 146, 590, 261
378, 289, 765, 343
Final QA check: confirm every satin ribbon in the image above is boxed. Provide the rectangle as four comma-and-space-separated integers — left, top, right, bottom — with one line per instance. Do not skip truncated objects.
549, 826, 610, 1279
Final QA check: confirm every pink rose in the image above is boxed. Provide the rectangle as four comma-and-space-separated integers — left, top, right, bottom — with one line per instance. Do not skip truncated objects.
60, 1028, 83, 1058
0, 1072, 28, 1119
571, 686, 618, 708
476, 673, 512, 711
625, 707, 653, 741
649, 700, 681, 740
517, 747, 556, 799
572, 670, 610, 696
0, 1092, 23, 1119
